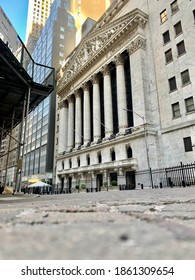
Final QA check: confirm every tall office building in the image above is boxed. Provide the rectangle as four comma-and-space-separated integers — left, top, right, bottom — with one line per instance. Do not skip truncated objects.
22, 0, 76, 184
56, 0, 195, 191
70, 0, 113, 30
25, 0, 54, 54
69, 0, 113, 44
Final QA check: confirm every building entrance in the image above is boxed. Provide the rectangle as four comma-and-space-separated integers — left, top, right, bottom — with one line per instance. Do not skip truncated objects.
126, 171, 135, 189
96, 174, 103, 191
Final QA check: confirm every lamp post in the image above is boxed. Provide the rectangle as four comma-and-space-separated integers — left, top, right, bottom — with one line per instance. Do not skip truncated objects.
123, 108, 153, 188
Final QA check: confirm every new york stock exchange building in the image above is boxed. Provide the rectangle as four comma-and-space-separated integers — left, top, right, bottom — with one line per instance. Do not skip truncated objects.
55, 0, 195, 191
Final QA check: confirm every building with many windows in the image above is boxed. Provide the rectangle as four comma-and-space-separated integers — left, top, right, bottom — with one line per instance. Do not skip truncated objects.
56, 0, 195, 191
21, 0, 76, 184
25, 0, 54, 54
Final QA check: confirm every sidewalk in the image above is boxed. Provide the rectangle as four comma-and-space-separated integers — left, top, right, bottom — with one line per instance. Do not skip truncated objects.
0, 187, 195, 259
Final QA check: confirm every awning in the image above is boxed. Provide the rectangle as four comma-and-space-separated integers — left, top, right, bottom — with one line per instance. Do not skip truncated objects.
28, 179, 42, 183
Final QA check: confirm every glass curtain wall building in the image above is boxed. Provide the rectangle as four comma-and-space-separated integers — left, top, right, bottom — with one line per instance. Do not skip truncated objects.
25, 0, 54, 54
22, 0, 76, 184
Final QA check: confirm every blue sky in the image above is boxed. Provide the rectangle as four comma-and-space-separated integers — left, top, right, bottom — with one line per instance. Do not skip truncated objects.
0, 0, 28, 41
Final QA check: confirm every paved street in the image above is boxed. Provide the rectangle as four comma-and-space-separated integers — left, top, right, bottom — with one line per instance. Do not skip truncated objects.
0, 187, 195, 260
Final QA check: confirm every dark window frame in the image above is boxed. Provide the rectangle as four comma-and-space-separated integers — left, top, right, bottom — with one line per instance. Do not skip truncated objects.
163, 30, 170, 45
172, 102, 181, 118
177, 40, 186, 56
181, 69, 190, 86
171, 0, 179, 14
183, 137, 193, 152
169, 76, 177, 92
185, 97, 195, 113
165, 49, 173, 64
174, 21, 182, 36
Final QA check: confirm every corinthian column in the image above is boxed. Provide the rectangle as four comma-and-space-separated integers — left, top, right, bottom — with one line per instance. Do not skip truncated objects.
83, 83, 91, 145
58, 100, 68, 153
75, 90, 82, 148
115, 53, 128, 134
67, 96, 74, 150
92, 74, 101, 142
103, 65, 113, 138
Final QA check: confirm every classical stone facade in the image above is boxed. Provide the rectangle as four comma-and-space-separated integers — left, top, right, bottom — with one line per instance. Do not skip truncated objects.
56, 0, 195, 190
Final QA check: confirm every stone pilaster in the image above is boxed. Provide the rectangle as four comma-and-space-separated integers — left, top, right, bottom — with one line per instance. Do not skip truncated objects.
127, 38, 149, 127
117, 168, 126, 186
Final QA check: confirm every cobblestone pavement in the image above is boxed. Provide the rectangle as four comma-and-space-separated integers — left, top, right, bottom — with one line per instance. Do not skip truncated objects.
0, 187, 195, 260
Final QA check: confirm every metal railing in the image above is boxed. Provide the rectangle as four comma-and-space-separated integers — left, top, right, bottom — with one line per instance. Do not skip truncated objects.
13, 36, 55, 88
145, 162, 195, 188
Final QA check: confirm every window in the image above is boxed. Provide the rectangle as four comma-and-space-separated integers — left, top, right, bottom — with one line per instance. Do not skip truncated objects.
181, 69, 190, 86
169, 76, 177, 92
60, 34, 64, 39
69, 159, 72, 169
77, 157, 80, 167
174, 21, 182, 36
163, 30, 170, 44
127, 147, 133, 158
172, 102, 180, 118
177, 40, 186, 56
193, 9, 195, 22
165, 49, 173, 63
87, 155, 90, 166
98, 153, 102, 163
171, 0, 179, 14
111, 150, 115, 161
183, 137, 193, 152
160, 9, 167, 23
185, 97, 195, 113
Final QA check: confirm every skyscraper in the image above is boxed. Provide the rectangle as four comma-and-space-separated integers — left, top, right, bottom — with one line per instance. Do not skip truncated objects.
22, 0, 76, 185
69, 0, 113, 43
25, 0, 54, 54
70, 0, 112, 30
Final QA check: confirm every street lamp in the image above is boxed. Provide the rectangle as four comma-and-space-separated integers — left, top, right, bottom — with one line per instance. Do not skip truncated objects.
123, 108, 153, 188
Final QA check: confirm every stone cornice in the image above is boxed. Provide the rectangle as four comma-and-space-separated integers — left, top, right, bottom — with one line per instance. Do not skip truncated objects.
57, 8, 148, 97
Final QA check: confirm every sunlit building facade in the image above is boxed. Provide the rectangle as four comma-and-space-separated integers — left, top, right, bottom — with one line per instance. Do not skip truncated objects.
56, 0, 195, 191
25, 0, 54, 54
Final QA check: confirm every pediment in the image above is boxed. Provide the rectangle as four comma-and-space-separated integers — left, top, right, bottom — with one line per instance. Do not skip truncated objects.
57, 8, 148, 94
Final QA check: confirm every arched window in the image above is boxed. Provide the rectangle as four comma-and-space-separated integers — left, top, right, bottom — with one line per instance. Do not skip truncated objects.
98, 152, 102, 163
111, 149, 115, 161
77, 157, 80, 167
87, 155, 90, 166
127, 146, 133, 158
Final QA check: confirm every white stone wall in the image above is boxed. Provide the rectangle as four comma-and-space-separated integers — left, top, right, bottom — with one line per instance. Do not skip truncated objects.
56, 0, 195, 187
